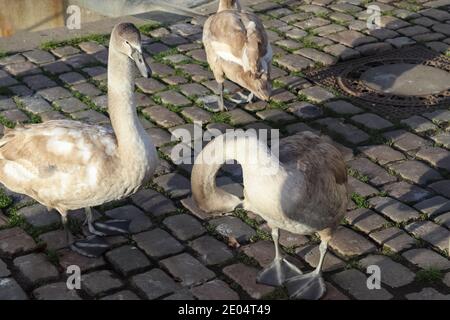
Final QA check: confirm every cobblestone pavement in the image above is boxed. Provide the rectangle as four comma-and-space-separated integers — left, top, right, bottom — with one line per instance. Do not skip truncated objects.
0, 0, 450, 300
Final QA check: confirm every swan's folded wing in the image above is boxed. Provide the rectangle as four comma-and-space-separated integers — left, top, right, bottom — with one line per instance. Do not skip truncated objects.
207, 11, 269, 73
0, 120, 117, 187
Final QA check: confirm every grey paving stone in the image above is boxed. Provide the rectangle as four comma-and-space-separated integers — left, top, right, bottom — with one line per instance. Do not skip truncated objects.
59, 72, 86, 85
153, 172, 191, 198
17, 204, 61, 228
406, 288, 450, 300
209, 216, 256, 243
434, 212, 450, 228
382, 181, 431, 203
145, 127, 172, 147
0, 258, 10, 277
274, 54, 314, 72
62, 53, 98, 68
131, 188, 177, 216
0, 278, 28, 300
33, 282, 81, 300
329, 227, 377, 258
227, 109, 257, 126
0, 54, 26, 66
0, 98, 16, 111
190, 235, 234, 265
51, 46, 80, 58
71, 109, 109, 124
191, 279, 239, 300
23, 49, 55, 64
348, 176, 379, 197
402, 248, 450, 270
72, 82, 102, 97
37, 86, 72, 101
0, 227, 36, 257
401, 115, 438, 133
369, 227, 416, 253
256, 109, 296, 124
22, 74, 57, 90
414, 196, 450, 217
389, 160, 442, 185
38, 229, 69, 251
347, 158, 396, 186
13, 253, 59, 288
345, 208, 388, 233
18, 96, 53, 114
135, 77, 165, 94
316, 118, 369, 145
383, 129, 430, 152
296, 244, 345, 272
133, 228, 184, 259
163, 289, 195, 300
58, 248, 106, 272
324, 44, 361, 60
370, 196, 420, 222
105, 205, 152, 234
328, 30, 377, 47
178, 64, 212, 82
287, 101, 323, 119
106, 245, 151, 276
223, 263, 274, 299
356, 42, 394, 56
299, 86, 335, 103
41, 61, 71, 74
101, 290, 141, 300
386, 36, 417, 48
360, 254, 415, 288
163, 214, 205, 241
332, 269, 393, 300
432, 23, 450, 36
423, 109, 450, 124
429, 180, 450, 198
323, 100, 362, 115
416, 147, 450, 172
351, 113, 393, 130
1, 109, 29, 123
4, 61, 39, 77
358, 145, 405, 165
181, 106, 211, 124
82, 270, 123, 297
142, 105, 184, 128
405, 221, 450, 251
161, 253, 215, 286
79, 41, 106, 54
54, 97, 87, 113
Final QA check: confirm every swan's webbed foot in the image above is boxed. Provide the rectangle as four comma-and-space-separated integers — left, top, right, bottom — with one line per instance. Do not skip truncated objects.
256, 258, 302, 287
70, 235, 110, 258
284, 270, 326, 300
229, 91, 254, 104
91, 219, 131, 236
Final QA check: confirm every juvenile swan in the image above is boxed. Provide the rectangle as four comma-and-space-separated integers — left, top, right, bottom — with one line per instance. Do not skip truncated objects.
0, 23, 158, 257
203, 0, 272, 110
191, 131, 348, 299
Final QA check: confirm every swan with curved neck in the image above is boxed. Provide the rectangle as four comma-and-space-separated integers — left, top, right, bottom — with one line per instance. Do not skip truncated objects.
0, 23, 158, 257
203, 0, 272, 110
192, 131, 348, 299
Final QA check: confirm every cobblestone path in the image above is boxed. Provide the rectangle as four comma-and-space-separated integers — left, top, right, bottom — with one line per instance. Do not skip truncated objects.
0, 0, 449, 300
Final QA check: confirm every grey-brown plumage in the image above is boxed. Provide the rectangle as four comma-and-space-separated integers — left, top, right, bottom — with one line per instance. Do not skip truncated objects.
191, 131, 349, 299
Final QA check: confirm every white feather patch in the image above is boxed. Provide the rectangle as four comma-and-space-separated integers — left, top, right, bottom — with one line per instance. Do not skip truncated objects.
211, 41, 243, 65
47, 138, 73, 156
4, 162, 36, 181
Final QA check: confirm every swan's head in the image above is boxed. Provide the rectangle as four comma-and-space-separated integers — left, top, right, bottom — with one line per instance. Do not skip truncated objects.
251, 72, 272, 101
111, 22, 152, 78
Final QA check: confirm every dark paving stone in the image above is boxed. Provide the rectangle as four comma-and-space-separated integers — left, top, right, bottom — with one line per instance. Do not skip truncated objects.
0, 227, 37, 257
82, 270, 123, 297
105, 205, 152, 234
414, 196, 450, 217
383, 129, 431, 152
189, 235, 234, 266
142, 105, 184, 128
161, 253, 215, 287
0, 278, 28, 300
209, 216, 256, 243
389, 160, 442, 185
33, 282, 81, 300
345, 208, 388, 233
17, 204, 60, 228
332, 269, 393, 300
370, 196, 420, 222
22, 74, 57, 90
133, 268, 181, 300
13, 253, 59, 288
358, 145, 405, 165
351, 113, 393, 130
406, 288, 450, 300
369, 227, 415, 253
163, 214, 205, 241
0, 258, 10, 277
402, 248, 450, 270
18, 96, 53, 114
296, 244, 345, 272
223, 263, 274, 299
100, 290, 141, 300
133, 228, 184, 259
37, 86, 72, 101
347, 158, 396, 186
381, 181, 431, 203
348, 176, 379, 197
153, 173, 191, 198
405, 221, 450, 251
38, 229, 69, 251
58, 249, 106, 272
131, 188, 177, 216
106, 245, 151, 276
191, 279, 239, 300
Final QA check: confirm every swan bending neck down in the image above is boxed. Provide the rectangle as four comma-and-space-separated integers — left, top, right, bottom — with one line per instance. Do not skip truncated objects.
191, 131, 349, 299
0, 23, 157, 257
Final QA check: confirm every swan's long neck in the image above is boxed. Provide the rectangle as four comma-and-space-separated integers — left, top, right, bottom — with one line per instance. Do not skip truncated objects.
191, 133, 283, 213
218, 0, 241, 12
107, 45, 147, 157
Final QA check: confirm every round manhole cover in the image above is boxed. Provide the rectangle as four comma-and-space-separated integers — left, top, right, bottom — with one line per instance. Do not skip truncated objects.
360, 63, 450, 96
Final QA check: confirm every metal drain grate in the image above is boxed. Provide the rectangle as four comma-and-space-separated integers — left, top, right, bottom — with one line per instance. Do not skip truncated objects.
305, 46, 450, 119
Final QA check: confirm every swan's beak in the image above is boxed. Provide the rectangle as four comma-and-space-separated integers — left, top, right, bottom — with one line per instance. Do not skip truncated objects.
132, 49, 151, 78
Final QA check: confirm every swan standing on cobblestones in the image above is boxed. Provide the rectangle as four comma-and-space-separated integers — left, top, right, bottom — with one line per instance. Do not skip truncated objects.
0, 23, 157, 257
203, 0, 272, 111
191, 131, 349, 299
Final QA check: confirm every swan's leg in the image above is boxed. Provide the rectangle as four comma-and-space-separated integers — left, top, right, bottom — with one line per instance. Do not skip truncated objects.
284, 229, 332, 300
229, 91, 253, 104
246, 92, 254, 103
60, 210, 73, 246
217, 81, 227, 111
256, 228, 303, 286
84, 207, 106, 236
